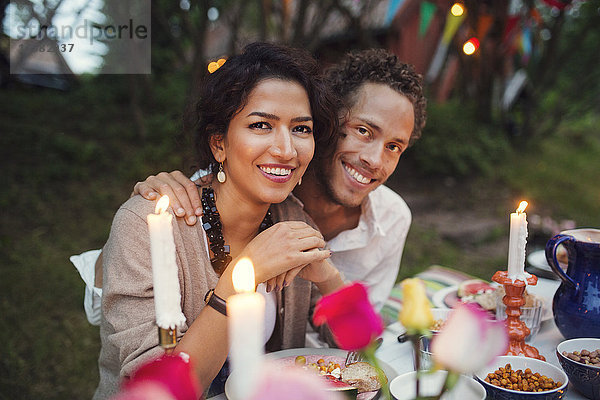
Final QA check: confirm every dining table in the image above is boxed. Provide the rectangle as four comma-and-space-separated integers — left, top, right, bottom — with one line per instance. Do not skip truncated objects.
376, 317, 586, 399
210, 266, 587, 399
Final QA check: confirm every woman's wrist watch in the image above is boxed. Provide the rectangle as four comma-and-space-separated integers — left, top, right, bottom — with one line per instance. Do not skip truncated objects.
204, 289, 227, 316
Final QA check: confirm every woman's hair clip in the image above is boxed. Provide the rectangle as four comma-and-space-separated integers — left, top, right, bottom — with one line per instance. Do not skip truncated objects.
208, 57, 227, 73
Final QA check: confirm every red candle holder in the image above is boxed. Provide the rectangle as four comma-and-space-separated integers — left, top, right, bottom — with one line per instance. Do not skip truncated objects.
492, 270, 545, 361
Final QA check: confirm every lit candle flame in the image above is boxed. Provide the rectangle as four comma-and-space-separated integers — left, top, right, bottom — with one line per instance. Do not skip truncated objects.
516, 201, 528, 214
232, 257, 255, 293
155, 195, 170, 214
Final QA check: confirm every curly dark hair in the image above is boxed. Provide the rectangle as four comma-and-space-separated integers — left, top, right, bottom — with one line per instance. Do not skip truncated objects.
325, 49, 427, 145
191, 42, 339, 171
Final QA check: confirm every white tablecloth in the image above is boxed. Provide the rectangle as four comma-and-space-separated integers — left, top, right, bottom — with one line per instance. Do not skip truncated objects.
210, 277, 587, 399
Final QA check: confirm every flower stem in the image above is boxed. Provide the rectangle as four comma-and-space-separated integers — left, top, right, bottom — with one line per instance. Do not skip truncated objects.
410, 335, 420, 398
363, 341, 391, 400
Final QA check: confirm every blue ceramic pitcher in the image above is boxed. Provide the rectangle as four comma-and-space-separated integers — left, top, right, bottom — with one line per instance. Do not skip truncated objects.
545, 228, 600, 339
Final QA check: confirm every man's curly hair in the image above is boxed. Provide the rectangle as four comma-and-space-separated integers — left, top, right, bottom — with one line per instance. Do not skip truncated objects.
325, 49, 427, 145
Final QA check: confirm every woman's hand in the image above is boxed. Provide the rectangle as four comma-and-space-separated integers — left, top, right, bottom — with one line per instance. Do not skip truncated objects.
298, 258, 344, 295
264, 257, 343, 294
131, 171, 209, 225
235, 221, 331, 285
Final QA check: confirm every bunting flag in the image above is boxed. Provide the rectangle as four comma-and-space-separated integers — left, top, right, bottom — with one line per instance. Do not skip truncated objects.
441, 10, 466, 45
520, 25, 532, 64
530, 7, 542, 24
502, 15, 520, 44
508, 0, 524, 15
502, 69, 528, 111
541, 0, 570, 9
385, 0, 406, 26
427, 8, 466, 82
419, 1, 437, 37
477, 14, 494, 40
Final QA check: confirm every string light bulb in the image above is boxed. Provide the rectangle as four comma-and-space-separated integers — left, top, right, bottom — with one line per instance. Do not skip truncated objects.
463, 37, 480, 55
451, 2, 465, 17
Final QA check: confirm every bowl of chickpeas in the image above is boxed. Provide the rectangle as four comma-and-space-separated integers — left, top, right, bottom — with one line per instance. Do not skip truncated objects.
556, 338, 600, 400
474, 355, 568, 399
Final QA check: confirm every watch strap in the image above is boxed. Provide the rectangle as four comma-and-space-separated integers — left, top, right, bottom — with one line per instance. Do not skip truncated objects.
204, 289, 227, 316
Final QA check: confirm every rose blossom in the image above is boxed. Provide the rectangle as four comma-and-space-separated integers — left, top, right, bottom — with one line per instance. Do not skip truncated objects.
115, 353, 201, 400
313, 282, 383, 350
398, 278, 433, 332
431, 303, 508, 373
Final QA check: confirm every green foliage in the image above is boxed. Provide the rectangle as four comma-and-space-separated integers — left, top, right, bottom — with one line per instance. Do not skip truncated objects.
496, 113, 600, 228
0, 75, 189, 399
411, 100, 511, 177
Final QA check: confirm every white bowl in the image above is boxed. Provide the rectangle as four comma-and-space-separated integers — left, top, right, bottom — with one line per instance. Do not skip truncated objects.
390, 370, 486, 400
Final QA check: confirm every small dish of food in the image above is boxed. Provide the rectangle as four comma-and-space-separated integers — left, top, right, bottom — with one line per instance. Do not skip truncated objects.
556, 337, 600, 400
474, 355, 568, 399
225, 348, 397, 400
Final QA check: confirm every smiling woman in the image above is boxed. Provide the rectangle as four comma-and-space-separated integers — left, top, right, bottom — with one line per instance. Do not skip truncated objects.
212, 78, 315, 207
94, 42, 343, 399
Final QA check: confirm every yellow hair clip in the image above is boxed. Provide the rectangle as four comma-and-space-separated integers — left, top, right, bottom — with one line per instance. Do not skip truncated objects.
208, 57, 227, 73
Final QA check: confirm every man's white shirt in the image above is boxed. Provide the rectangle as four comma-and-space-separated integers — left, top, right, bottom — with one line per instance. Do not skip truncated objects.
290, 184, 411, 311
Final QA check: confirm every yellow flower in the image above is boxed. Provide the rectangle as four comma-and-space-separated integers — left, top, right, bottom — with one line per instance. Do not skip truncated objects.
399, 278, 433, 331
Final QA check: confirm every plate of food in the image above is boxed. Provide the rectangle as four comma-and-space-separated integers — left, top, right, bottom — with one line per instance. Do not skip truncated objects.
225, 347, 397, 400
431, 278, 559, 322
431, 279, 498, 314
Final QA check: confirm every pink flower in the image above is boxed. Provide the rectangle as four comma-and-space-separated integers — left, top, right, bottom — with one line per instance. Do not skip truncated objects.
249, 362, 344, 400
115, 353, 202, 400
313, 282, 383, 350
431, 303, 508, 373
112, 382, 174, 400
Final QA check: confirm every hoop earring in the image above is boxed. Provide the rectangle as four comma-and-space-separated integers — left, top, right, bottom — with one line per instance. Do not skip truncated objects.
217, 162, 226, 183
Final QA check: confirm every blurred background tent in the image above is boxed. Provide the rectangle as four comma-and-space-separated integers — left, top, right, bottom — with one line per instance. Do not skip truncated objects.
1, 0, 598, 398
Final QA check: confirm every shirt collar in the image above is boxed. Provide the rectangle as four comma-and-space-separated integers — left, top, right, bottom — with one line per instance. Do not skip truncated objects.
289, 188, 387, 247
361, 188, 386, 237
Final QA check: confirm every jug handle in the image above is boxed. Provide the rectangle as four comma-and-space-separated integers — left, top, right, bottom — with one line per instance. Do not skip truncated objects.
545, 235, 577, 290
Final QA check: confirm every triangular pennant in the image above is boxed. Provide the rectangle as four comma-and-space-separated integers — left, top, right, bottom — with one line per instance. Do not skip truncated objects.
530, 7, 542, 24
502, 15, 520, 43
541, 0, 569, 10
442, 11, 465, 45
419, 1, 437, 37
477, 14, 494, 40
385, 0, 407, 26
520, 26, 532, 63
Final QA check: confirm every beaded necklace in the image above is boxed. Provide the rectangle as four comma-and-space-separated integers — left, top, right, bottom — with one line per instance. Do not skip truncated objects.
200, 186, 273, 275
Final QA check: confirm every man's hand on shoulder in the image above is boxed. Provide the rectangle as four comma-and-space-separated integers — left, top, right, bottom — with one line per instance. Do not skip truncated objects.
131, 170, 209, 225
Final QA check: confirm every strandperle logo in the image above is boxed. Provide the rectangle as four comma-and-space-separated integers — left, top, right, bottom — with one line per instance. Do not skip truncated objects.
9, 0, 151, 75
13, 18, 149, 45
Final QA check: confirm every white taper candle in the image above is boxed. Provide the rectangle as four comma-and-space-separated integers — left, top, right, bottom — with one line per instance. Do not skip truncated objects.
147, 195, 186, 330
227, 258, 265, 399
507, 201, 528, 282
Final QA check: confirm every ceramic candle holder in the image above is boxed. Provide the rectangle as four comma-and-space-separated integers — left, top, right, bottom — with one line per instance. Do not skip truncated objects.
492, 270, 545, 361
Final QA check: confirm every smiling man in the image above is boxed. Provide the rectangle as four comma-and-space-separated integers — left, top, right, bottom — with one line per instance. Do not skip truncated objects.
74, 49, 427, 332
290, 49, 427, 312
